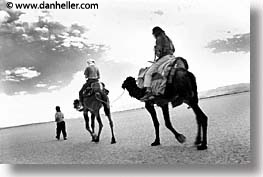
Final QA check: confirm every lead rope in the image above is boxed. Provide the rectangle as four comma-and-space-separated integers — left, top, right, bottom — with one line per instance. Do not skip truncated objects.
94, 89, 126, 107
110, 90, 125, 105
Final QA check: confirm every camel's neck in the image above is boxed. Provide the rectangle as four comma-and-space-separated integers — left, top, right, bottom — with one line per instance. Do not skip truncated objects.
126, 85, 145, 100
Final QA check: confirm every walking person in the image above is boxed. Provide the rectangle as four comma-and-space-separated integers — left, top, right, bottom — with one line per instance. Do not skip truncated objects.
55, 106, 67, 140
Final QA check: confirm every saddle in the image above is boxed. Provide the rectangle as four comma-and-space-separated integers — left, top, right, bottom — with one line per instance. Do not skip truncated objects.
83, 82, 109, 97
137, 56, 188, 96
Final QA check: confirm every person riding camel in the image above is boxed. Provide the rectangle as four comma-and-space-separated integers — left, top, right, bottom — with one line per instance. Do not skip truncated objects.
79, 59, 100, 107
140, 26, 175, 101
78, 59, 110, 111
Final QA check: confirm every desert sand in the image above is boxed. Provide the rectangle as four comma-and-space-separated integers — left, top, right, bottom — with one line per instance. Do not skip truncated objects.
0, 92, 250, 164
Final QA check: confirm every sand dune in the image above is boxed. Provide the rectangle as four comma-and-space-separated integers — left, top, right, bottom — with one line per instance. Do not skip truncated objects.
0, 92, 250, 164
199, 83, 250, 98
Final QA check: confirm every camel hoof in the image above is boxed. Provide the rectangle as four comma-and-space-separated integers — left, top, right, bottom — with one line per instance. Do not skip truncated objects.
91, 133, 97, 142
92, 134, 99, 143
194, 138, 202, 145
176, 134, 186, 144
94, 137, 100, 143
197, 144, 207, 150
111, 138, 116, 144
151, 141, 160, 146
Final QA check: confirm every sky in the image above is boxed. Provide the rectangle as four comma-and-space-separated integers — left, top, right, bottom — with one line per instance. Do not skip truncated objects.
0, 0, 250, 127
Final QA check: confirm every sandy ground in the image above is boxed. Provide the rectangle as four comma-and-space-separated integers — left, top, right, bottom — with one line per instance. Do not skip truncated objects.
0, 92, 250, 164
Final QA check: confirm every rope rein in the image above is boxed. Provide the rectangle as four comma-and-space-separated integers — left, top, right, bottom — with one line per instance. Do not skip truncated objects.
110, 90, 125, 104
94, 89, 126, 107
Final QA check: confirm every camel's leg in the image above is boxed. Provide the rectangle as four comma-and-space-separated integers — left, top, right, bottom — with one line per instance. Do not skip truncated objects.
91, 113, 95, 133
194, 119, 202, 145
191, 103, 208, 150
161, 104, 186, 144
94, 112, 103, 142
145, 102, 160, 146
103, 105, 116, 144
90, 113, 96, 142
83, 112, 93, 138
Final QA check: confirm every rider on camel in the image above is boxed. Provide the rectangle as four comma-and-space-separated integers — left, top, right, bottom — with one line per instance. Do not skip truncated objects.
79, 59, 100, 107
140, 26, 175, 101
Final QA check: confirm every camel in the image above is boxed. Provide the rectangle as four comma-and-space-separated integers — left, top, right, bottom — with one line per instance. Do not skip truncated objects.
122, 66, 208, 150
74, 87, 116, 144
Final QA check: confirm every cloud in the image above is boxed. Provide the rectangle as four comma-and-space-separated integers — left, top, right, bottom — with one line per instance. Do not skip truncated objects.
0, 10, 10, 23
34, 27, 49, 33
0, 7, 108, 95
48, 85, 59, 90
35, 83, 47, 88
205, 33, 250, 53
13, 67, 40, 78
153, 10, 164, 16
1, 67, 40, 82
14, 91, 28, 95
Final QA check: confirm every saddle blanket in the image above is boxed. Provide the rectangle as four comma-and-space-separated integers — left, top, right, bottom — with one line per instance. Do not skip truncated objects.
137, 56, 188, 96
83, 82, 108, 97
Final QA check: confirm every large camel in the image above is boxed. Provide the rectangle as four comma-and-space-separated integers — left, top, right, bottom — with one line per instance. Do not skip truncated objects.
122, 65, 208, 150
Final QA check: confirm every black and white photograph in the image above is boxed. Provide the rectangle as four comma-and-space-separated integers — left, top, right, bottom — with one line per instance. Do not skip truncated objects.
0, 0, 260, 174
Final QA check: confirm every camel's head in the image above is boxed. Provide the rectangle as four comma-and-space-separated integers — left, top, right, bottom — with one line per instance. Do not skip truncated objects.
122, 77, 146, 99
73, 99, 81, 110
122, 76, 137, 90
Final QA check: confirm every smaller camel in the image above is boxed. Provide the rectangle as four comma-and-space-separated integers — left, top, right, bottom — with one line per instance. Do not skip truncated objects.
74, 90, 116, 144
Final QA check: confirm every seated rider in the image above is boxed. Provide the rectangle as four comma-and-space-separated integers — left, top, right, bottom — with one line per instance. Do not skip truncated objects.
79, 59, 100, 106
140, 26, 175, 101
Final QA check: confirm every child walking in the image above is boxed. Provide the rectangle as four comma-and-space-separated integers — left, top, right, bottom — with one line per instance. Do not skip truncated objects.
55, 106, 67, 140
